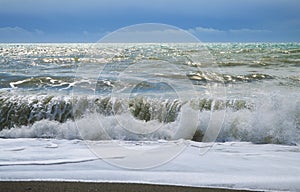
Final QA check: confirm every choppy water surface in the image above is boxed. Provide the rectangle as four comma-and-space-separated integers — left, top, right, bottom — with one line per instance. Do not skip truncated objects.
0, 43, 299, 144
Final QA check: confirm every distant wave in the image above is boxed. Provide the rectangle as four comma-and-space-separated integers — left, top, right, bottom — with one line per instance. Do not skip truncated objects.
187, 71, 274, 84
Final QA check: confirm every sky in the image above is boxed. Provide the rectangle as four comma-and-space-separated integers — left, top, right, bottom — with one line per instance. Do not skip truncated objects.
0, 0, 299, 43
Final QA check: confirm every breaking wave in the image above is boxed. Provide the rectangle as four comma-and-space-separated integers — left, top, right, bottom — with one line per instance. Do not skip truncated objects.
0, 94, 299, 145
1, 43, 300, 145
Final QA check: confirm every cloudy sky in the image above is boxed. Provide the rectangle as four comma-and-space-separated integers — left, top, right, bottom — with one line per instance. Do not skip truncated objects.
0, 0, 299, 42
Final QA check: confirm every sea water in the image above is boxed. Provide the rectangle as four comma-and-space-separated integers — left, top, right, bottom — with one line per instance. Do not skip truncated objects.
0, 43, 299, 145
1, 43, 300, 191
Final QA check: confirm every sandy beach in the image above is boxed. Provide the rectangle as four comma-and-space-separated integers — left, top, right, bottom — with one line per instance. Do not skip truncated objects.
0, 181, 254, 192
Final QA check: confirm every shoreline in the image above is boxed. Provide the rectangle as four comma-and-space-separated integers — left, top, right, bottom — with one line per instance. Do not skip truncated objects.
0, 181, 255, 192
1, 139, 299, 191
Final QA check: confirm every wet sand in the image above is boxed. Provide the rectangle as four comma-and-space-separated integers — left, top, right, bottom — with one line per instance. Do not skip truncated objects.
0, 181, 255, 192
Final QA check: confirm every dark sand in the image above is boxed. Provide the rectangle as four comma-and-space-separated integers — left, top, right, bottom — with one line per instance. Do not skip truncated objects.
0, 181, 256, 192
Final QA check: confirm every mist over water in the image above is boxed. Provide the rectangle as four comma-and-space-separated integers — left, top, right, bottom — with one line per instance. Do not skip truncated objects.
0, 43, 299, 145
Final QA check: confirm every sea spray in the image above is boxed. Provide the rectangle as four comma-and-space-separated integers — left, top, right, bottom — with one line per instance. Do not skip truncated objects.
1, 43, 299, 145
1, 93, 299, 145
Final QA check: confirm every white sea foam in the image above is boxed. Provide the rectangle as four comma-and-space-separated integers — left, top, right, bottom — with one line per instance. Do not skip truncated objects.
1, 138, 300, 191
1, 43, 300, 146
0, 105, 197, 141
9, 78, 32, 88
1, 93, 299, 145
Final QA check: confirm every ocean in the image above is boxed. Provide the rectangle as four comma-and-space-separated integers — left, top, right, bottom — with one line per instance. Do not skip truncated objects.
1, 43, 300, 190
0, 43, 299, 145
